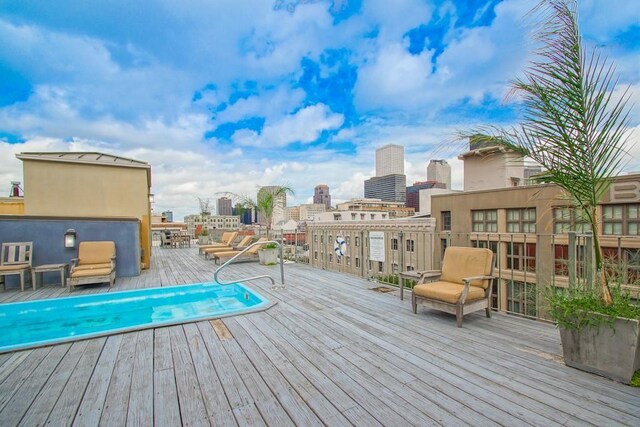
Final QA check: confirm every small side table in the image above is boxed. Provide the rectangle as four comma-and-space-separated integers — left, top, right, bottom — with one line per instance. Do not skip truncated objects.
31, 263, 69, 290
398, 270, 441, 301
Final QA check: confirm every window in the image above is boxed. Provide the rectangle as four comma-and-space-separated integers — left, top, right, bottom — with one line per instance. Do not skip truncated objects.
391, 238, 398, 250
346, 256, 351, 266
314, 251, 317, 260
553, 207, 590, 234
506, 208, 536, 233
472, 210, 497, 232
314, 234, 317, 243
441, 211, 451, 231
392, 263, 399, 274
603, 204, 640, 235
368, 260, 372, 270
355, 257, 360, 268
346, 236, 350, 245
378, 261, 384, 272
506, 243, 536, 272
406, 239, 415, 252
405, 265, 414, 271
351, 213, 357, 220
360, 213, 365, 220
333, 213, 342, 221
329, 253, 333, 263
355, 236, 360, 246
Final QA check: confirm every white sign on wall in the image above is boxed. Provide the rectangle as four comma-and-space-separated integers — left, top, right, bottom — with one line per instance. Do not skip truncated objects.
369, 231, 385, 262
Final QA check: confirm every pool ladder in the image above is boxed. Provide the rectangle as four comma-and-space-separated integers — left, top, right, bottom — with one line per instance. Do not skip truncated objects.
214, 240, 286, 290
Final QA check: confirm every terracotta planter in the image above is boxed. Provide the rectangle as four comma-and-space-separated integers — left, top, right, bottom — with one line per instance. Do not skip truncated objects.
559, 315, 640, 384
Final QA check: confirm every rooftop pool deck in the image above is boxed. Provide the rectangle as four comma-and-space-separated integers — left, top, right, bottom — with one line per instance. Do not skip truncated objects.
0, 246, 639, 426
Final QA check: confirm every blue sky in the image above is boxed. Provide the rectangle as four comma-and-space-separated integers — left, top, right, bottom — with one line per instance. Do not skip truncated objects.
0, 0, 638, 220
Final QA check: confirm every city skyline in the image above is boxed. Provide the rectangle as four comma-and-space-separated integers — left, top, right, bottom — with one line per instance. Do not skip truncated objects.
0, 1, 638, 220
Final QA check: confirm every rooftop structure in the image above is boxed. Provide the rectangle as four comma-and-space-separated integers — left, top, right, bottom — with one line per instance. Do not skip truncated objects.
336, 198, 414, 218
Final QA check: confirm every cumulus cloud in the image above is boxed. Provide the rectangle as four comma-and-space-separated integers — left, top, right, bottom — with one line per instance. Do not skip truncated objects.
232, 103, 344, 147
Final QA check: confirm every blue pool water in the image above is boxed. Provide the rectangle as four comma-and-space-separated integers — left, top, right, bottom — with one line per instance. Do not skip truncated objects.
0, 282, 270, 353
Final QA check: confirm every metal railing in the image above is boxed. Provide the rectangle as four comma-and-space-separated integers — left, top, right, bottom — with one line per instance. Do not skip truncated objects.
214, 240, 286, 290
299, 228, 640, 321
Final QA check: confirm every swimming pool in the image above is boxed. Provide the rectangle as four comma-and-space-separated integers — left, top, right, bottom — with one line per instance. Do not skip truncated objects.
0, 282, 271, 353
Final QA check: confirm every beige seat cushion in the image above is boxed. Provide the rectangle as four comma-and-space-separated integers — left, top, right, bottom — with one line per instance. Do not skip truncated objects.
73, 263, 113, 271
413, 281, 486, 304
70, 267, 113, 278
78, 241, 115, 265
0, 264, 30, 272
440, 247, 493, 289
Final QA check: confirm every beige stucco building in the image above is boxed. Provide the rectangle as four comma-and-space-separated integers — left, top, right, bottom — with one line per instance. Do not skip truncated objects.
430, 173, 640, 316
15, 152, 153, 269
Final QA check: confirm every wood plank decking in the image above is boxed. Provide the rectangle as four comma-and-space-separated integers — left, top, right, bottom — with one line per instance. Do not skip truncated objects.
1, 247, 639, 426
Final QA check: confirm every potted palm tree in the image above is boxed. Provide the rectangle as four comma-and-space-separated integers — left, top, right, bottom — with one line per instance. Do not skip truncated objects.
463, 0, 638, 383
227, 185, 294, 265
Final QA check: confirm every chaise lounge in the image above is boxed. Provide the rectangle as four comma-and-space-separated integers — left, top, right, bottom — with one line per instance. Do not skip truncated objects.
213, 238, 266, 265
198, 231, 238, 255
67, 241, 116, 291
203, 235, 254, 259
412, 246, 495, 327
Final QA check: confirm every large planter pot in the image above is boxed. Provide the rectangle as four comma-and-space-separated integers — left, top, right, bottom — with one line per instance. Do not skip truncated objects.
559, 315, 640, 384
198, 235, 211, 245
258, 248, 279, 265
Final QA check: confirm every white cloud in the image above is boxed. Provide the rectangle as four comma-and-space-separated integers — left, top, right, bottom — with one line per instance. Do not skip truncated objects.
232, 103, 344, 147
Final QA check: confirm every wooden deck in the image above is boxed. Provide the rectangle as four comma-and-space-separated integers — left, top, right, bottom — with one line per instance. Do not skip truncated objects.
1, 247, 639, 426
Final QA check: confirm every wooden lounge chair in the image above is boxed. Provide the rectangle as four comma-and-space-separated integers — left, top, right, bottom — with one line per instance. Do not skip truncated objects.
198, 232, 238, 255
67, 241, 116, 291
213, 238, 266, 265
412, 246, 495, 327
203, 235, 254, 259
0, 242, 33, 291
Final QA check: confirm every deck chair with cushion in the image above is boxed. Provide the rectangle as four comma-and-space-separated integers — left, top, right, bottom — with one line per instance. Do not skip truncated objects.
198, 232, 238, 255
213, 238, 266, 265
0, 242, 33, 291
412, 246, 495, 327
67, 241, 116, 291
203, 235, 254, 260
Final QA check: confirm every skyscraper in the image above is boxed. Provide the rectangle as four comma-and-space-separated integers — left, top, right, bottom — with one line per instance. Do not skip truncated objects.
313, 184, 331, 209
427, 159, 451, 189
216, 197, 233, 216
375, 144, 404, 176
364, 175, 407, 203
366, 144, 406, 202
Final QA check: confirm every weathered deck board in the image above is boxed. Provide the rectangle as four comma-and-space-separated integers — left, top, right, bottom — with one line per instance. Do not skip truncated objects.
0, 246, 639, 427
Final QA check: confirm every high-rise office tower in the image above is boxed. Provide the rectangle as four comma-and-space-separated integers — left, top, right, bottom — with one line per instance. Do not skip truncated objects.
427, 159, 451, 189
366, 144, 406, 202
216, 197, 233, 216
375, 144, 404, 176
313, 184, 332, 209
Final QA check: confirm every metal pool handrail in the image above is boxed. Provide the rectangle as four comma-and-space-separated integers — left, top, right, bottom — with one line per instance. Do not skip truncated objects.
214, 240, 286, 290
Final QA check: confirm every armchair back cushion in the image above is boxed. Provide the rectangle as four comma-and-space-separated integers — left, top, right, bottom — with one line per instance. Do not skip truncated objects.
78, 241, 116, 265
440, 246, 493, 289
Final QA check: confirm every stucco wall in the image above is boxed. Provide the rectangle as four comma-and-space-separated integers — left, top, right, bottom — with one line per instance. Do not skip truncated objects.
0, 216, 140, 287
21, 159, 152, 269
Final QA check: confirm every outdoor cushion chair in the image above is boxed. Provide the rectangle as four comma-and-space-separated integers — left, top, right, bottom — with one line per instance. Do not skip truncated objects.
213, 238, 266, 265
203, 235, 254, 259
0, 242, 33, 291
198, 232, 238, 255
67, 241, 116, 291
412, 246, 495, 327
